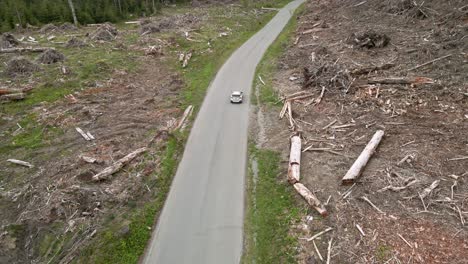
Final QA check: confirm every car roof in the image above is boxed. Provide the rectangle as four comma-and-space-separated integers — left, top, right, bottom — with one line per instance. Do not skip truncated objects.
232, 91, 242, 95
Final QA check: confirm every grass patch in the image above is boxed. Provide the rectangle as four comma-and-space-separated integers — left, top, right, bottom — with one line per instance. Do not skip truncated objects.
253, 3, 306, 106
243, 145, 301, 263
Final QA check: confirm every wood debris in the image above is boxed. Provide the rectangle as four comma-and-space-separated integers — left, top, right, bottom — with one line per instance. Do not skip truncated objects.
288, 135, 301, 184
361, 196, 384, 214
294, 183, 328, 216
342, 130, 384, 184
368, 77, 434, 85
0, 47, 54, 53
7, 159, 34, 168
182, 52, 192, 68
175, 105, 194, 131
302, 227, 333, 241
92, 147, 147, 181
419, 180, 440, 199
75, 127, 95, 141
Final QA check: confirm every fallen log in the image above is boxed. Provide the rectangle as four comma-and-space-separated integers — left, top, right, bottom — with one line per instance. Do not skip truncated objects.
368, 77, 434, 85
293, 183, 328, 216
342, 130, 384, 185
7, 159, 34, 168
0, 93, 25, 101
351, 63, 394, 75
0, 47, 53, 53
92, 147, 147, 181
288, 135, 301, 184
0, 88, 21, 95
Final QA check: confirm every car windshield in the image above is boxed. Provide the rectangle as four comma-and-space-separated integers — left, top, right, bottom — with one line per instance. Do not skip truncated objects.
232, 94, 241, 97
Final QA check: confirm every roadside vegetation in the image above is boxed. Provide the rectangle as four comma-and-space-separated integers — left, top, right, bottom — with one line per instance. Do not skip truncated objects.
243, 3, 306, 263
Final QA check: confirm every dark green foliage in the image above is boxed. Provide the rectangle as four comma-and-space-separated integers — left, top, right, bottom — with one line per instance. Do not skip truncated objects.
0, 0, 169, 32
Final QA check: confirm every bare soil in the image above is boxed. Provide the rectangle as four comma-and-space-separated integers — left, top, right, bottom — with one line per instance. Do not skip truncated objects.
256, 0, 468, 263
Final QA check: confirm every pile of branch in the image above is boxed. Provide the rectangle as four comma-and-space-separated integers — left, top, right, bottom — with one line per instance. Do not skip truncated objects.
5, 57, 40, 77
90, 23, 118, 41
302, 58, 352, 91
145, 45, 163, 56
287, 135, 328, 216
140, 23, 160, 36
350, 30, 390, 49
66, 37, 87, 48
0, 33, 19, 49
37, 49, 65, 64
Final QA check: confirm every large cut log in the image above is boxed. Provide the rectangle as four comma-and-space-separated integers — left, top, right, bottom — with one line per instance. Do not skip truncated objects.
92, 147, 147, 181
0, 47, 54, 53
7, 159, 34, 168
293, 183, 328, 216
342, 130, 385, 185
288, 135, 301, 184
0, 93, 25, 101
0, 88, 22, 95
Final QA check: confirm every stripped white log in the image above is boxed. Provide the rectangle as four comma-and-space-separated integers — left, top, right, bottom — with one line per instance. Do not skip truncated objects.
279, 101, 289, 119
356, 224, 365, 236
313, 240, 323, 261
75, 127, 91, 141
258, 75, 265, 85
80, 155, 97, 163
326, 238, 333, 264
86, 132, 95, 140
293, 183, 328, 216
178, 53, 185, 62
175, 105, 193, 131
419, 180, 440, 199
182, 52, 192, 68
92, 147, 147, 181
7, 159, 33, 168
342, 130, 385, 184
286, 101, 295, 128
288, 135, 301, 184
303, 227, 333, 241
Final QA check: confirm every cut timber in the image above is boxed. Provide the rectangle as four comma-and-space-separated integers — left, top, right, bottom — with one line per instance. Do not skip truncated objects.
0, 88, 21, 95
0, 93, 25, 101
293, 183, 328, 216
75, 127, 91, 141
288, 135, 301, 184
368, 77, 434, 85
182, 52, 192, 68
7, 159, 33, 168
92, 147, 147, 181
419, 180, 440, 199
0, 47, 53, 53
342, 130, 384, 185
351, 63, 394, 75
175, 105, 193, 131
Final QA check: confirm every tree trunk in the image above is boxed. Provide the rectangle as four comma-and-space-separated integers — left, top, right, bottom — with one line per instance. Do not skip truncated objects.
67, 0, 78, 26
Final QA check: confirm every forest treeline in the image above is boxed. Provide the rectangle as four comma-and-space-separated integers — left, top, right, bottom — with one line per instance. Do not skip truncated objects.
0, 0, 186, 32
